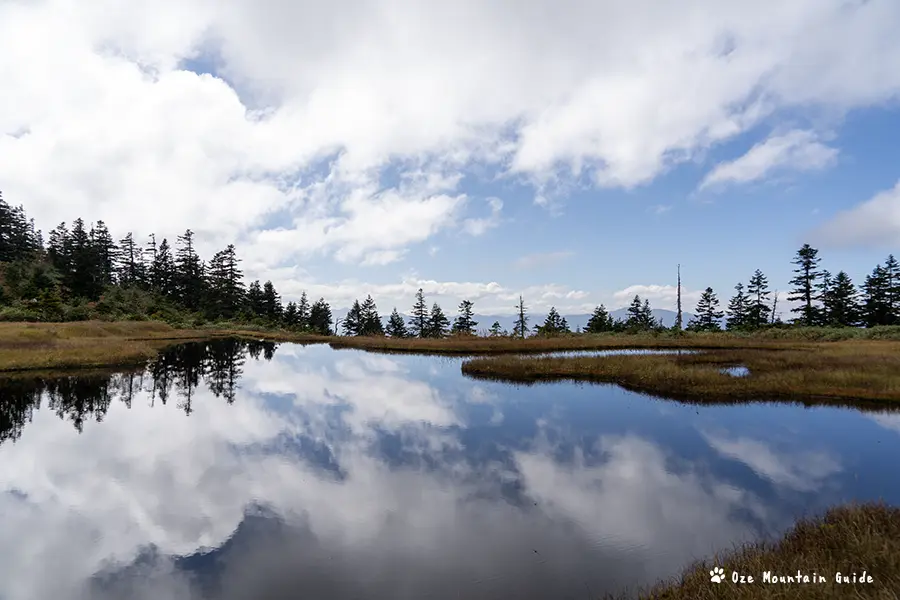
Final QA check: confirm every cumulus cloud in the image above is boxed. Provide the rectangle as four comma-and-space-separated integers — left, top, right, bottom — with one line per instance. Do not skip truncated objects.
612, 284, 703, 311
699, 129, 838, 190
2, 0, 900, 284
810, 180, 900, 248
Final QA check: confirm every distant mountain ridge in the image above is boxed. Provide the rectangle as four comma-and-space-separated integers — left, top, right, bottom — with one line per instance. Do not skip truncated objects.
331, 307, 696, 333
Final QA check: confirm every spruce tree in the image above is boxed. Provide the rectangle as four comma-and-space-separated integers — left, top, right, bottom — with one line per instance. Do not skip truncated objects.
536, 306, 567, 335
283, 301, 299, 328
386, 308, 408, 338
359, 295, 384, 335
175, 229, 204, 310
296, 291, 311, 331
343, 299, 362, 335
488, 321, 504, 337
822, 271, 860, 327
745, 269, 771, 329
427, 302, 450, 338
625, 295, 654, 330
687, 287, 723, 332
726, 283, 750, 330
862, 264, 891, 327
884, 254, 900, 325
206, 244, 244, 319
246, 280, 265, 317
117, 232, 145, 288
452, 299, 477, 335
788, 243, 822, 326
150, 238, 176, 299
90, 220, 118, 289
585, 304, 614, 333
512, 295, 529, 338
261, 280, 282, 323
308, 298, 333, 335
410, 288, 429, 338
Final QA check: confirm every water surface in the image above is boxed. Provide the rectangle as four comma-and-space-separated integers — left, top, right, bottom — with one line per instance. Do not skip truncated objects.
1, 339, 899, 600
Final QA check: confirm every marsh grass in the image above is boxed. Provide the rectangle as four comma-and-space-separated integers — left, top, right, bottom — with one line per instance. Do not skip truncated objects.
623, 502, 900, 600
460, 341, 900, 405
0, 321, 327, 372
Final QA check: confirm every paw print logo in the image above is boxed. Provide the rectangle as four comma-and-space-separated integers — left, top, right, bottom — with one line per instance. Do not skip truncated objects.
709, 567, 725, 583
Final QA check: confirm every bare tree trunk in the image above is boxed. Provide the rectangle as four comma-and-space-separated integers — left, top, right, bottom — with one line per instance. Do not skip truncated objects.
771, 290, 779, 324
675, 264, 683, 331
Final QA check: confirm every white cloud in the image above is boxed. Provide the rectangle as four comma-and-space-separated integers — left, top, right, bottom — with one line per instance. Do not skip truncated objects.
2, 0, 900, 281
461, 197, 504, 236
699, 129, 838, 190
513, 251, 575, 270
613, 284, 703, 312
649, 204, 673, 216
810, 180, 900, 248
703, 431, 842, 493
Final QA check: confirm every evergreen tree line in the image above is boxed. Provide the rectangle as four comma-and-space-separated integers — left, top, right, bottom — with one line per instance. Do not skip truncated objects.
2, 192, 898, 336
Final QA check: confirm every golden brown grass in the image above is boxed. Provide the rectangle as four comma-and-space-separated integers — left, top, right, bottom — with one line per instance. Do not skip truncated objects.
461, 340, 900, 406
627, 502, 900, 600
327, 333, 797, 355
0, 321, 327, 372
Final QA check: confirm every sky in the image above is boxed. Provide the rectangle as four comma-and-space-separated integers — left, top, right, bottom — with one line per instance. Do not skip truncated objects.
1, 0, 900, 316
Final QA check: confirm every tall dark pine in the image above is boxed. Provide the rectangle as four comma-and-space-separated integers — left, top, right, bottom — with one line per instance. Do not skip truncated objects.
90, 220, 118, 289
206, 244, 244, 319
175, 229, 205, 311
745, 269, 771, 329
862, 264, 891, 327
386, 308, 408, 338
787, 243, 822, 326
117, 232, 145, 288
675, 264, 683, 331
66, 219, 98, 299
537, 306, 569, 335
512, 295, 529, 338
150, 238, 176, 298
246, 280, 265, 317
687, 287, 723, 332
452, 300, 477, 335
884, 255, 900, 325
726, 283, 750, 330
343, 299, 363, 336
261, 280, 282, 323
822, 271, 860, 327
427, 302, 450, 338
308, 298, 333, 335
283, 302, 299, 328
296, 291, 311, 331
585, 304, 614, 333
359, 295, 384, 335
410, 288, 429, 338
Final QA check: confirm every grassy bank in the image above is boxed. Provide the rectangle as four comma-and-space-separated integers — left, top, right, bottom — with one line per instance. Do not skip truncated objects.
628, 502, 900, 599
461, 340, 900, 405
0, 320, 327, 373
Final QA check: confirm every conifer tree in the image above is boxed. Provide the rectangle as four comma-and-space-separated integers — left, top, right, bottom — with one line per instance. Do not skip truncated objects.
822, 271, 860, 327
342, 299, 362, 335
726, 282, 750, 330
150, 238, 176, 299
884, 254, 900, 325
117, 232, 145, 288
206, 244, 244, 319
359, 295, 384, 335
261, 280, 282, 323
512, 295, 529, 338
246, 280, 265, 317
862, 264, 891, 327
452, 300, 477, 335
687, 287, 723, 332
536, 306, 569, 336
386, 308, 408, 338
625, 295, 655, 330
488, 321, 505, 337
283, 301, 299, 328
175, 229, 204, 310
90, 220, 118, 288
427, 302, 450, 338
308, 298, 333, 335
745, 269, 771, 329
585, 304, 614, 333
296, 291, 311, 331
410, 288, 429, 338
788, 243, 822, 326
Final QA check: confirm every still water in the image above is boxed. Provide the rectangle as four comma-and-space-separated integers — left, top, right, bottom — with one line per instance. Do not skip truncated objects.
1, 339, 899, 600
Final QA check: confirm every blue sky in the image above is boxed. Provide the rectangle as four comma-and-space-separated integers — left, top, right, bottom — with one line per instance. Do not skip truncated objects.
1, 0, 899, 316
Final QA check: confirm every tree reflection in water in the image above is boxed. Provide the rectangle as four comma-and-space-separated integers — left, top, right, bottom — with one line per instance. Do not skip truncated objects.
0, 338, 278, 445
